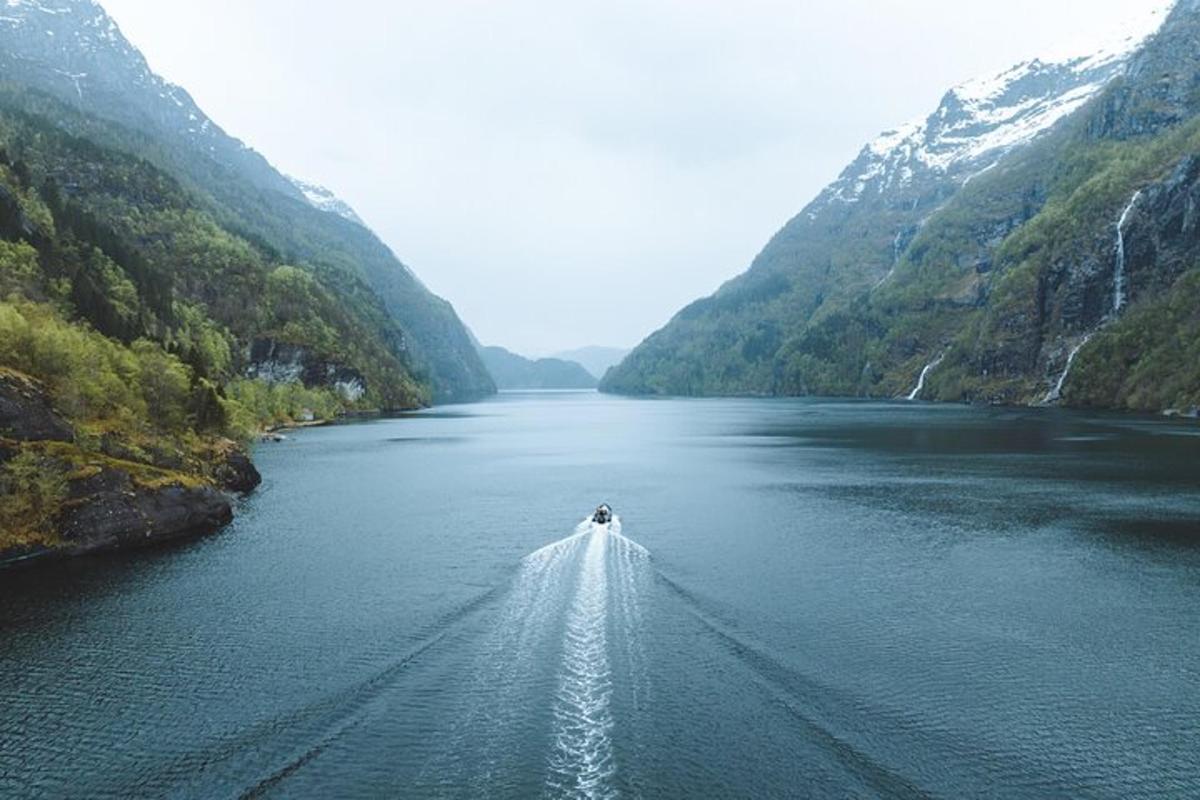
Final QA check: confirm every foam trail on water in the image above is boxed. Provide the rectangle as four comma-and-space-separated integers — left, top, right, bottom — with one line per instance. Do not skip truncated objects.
416, 515, 652, 797
546, 521, 616, 799
525, 519, 592, 564
415, 522, 589, 792
613, 531, 650, 714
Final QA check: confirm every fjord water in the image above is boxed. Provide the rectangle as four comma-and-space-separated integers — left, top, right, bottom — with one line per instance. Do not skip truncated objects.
3, 394, 1199, 798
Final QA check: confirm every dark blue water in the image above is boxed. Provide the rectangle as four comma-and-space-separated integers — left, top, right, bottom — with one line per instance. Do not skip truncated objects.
2, 393, 1199, 798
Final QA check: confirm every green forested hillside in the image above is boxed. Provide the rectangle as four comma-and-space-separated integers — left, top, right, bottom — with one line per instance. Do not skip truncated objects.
0, 95, 426, 410
1, 86, 494, 404
604, 3, 1200, 414
0, 92, 428, 555
0, 0, 494, 403
0, 0, 497, 560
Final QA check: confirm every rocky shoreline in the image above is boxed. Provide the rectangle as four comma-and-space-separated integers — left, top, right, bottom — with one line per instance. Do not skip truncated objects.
0, 371, 261, 569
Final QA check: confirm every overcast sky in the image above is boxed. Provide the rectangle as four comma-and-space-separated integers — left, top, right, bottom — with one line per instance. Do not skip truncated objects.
102, 0, 1164, 355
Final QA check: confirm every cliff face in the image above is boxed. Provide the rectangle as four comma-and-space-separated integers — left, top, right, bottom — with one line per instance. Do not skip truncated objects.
604, 2, 1200, 413
246, 339, 368, 403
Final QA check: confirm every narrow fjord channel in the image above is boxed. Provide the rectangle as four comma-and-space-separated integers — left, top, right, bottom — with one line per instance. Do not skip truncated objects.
2, 392, 1199, 798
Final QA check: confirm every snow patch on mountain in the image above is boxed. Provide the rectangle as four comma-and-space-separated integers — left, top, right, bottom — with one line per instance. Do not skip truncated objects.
287, 176, 365, 226
816, 1, 1172, 212
0, 0, 302, 195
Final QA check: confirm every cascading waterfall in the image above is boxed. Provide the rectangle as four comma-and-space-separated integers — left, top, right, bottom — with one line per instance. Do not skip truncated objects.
1043, 335, 1092, 404
892, 229, 906, 265
905, 352, 946, 401
873, 229, 908, 289
1113, 190, 1141, 315
1042, 189, 1140, 403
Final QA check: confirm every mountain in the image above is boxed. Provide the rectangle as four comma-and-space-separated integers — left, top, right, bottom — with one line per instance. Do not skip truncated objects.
604, 2, 1200, 413
286, 176, 365, 226
0, 0, 499, 563
0, 0, 494, 403
551, 346, 630, 380
479, 346, 597, 390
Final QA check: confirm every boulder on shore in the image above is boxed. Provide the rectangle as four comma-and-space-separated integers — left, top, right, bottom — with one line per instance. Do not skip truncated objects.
55, 467, 233, 557
213, 441, 262, 494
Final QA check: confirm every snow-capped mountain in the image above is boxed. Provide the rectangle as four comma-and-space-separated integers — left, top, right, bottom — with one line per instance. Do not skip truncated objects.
605, 1, 1199, 408
0, 0, 302, 200
817, 2, 1170, 211
287, 176, 365, 226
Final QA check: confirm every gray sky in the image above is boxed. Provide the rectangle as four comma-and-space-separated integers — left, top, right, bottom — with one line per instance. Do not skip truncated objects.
103, 0, 1162, 355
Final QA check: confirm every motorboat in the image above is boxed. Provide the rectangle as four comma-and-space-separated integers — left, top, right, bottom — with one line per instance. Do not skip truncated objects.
592, 504, 613, 525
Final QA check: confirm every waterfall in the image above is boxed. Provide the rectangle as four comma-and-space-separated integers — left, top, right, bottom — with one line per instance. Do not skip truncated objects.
960, 159, 999, 190
892, 228, 906, 264
1039, 189, 1139, 406
873, 230, 906, 289
1113, 190, 1142, 315
905, 352, 946, 401
1043, 335, 1093, 404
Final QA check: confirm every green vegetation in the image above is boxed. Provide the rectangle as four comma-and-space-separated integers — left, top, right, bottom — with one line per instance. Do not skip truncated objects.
0, 300, 194, 435
0, 447, 66, 546
225, 379, 345, 434
1067, 268, 1200, 411
0, 85, 493, 403
0, 95, 428, 413
604, 61, 1200, 411
0, 89, 438, 552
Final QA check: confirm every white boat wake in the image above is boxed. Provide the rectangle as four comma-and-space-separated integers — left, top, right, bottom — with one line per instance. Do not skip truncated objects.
544, 516, 651, 799
546, 520, 617, 798
414, 516, 651, 798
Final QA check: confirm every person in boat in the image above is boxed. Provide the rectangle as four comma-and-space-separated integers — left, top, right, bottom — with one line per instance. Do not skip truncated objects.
592, 504, 612, 524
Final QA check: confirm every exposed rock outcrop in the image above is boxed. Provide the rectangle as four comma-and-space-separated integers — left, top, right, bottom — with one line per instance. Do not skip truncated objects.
54, 467, 232, 557
0, 373, 257, 568
213, 441, 262, 494
0, 370, 73, 443
246, 337, 367, 401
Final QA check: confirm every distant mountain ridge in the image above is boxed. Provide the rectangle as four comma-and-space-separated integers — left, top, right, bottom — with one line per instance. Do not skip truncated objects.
550, 346, 630, 380
478, 346, 597, 390
605, 2, 1200, 413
